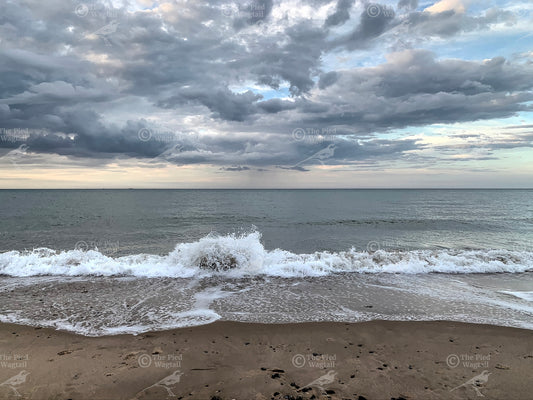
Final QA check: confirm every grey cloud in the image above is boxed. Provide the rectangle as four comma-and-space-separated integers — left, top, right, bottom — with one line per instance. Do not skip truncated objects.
504, 124, 533, 130
398, 0, 418, 11
220, 166, 251, 171
307, 50, 533, 132
330, 4, 397, 50
404, 7, 516, 38
324, 0, 354, 27
257, 99, 298, 114
328, 4, 517, 51
232, 0, 274, 28
318, 71, 339, 89
160, 88, 263, 122
0, 0, 531, 173
3, 81, 114, 105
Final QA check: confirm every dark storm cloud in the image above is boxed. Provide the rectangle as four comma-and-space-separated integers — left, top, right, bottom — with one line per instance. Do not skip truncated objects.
0, 0, 531, 171
304, 50, 533, 132
324, 0, 354, 27
328, 3, 515, 51
248, 22, 328, 96
159, 88, 263, 122
329, 4, 397, 50
256, 99, 298, 114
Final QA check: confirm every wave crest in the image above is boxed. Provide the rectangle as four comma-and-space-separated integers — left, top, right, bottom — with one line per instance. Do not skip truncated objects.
1, 231, 532, 277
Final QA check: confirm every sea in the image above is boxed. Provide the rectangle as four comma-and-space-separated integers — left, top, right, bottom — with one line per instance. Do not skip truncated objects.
0, 189, 532, 336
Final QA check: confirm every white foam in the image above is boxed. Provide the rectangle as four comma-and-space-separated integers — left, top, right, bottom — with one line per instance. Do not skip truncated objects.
1, 231, 532, 278
499, 291, 533, 302
0, 311, 221, 336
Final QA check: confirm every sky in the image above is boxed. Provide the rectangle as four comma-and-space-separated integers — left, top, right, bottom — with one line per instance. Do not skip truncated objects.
0, 0, 532, 188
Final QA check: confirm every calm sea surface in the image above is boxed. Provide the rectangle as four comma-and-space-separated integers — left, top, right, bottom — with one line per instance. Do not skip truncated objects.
1, 189, 532, 254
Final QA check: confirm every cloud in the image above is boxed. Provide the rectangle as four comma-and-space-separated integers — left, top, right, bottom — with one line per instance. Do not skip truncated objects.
424, 0, 467, 14
405, 6, 516, 38
324, 0, 354, 27
330, 4, 397, 50
398, 0, 418, 11
220, 166, 251, 171
0, 0, 532, 177
160, 88, 264, 121
318, 71, 339, 89
298, 50, 533, 136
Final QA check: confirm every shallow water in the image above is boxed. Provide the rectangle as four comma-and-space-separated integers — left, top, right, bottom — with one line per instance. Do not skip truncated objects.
1, 272, 531, 336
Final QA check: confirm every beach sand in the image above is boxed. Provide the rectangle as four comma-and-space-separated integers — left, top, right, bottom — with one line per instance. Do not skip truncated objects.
0, 320, 532, 400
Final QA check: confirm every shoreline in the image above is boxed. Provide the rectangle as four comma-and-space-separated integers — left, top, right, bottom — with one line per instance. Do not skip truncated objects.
0, 320, 532, 399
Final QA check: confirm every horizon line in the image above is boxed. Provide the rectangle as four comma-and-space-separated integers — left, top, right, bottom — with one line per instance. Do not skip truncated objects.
1, 188, 532, 190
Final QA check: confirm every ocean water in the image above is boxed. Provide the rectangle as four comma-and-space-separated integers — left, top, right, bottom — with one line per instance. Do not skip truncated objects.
0, 189, 532, 335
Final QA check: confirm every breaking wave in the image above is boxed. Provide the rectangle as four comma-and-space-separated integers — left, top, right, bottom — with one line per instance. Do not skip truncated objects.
1, 231, 532, 278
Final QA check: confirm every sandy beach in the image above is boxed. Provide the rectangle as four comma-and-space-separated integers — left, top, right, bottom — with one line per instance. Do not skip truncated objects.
0, 320, 531, 400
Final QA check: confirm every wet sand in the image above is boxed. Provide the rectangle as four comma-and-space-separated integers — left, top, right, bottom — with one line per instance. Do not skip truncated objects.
0, 320, 532, 399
